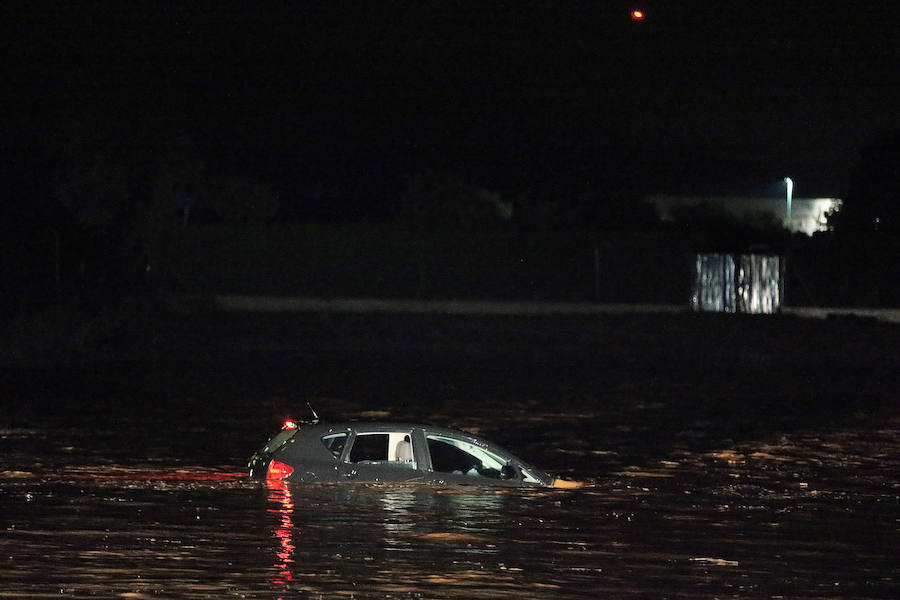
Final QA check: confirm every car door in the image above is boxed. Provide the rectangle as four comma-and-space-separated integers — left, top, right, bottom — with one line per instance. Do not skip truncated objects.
338, 429, 425, 483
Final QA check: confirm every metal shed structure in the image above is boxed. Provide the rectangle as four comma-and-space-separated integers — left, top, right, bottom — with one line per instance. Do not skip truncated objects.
692, 254, 783, 314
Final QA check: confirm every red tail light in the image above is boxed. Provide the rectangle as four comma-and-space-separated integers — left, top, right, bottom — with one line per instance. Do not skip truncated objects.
283, 420, 297, 430
266, 460, 294, 480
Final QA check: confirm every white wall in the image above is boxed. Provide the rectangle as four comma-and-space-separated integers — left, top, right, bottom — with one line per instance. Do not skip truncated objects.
646, 195, 842, 235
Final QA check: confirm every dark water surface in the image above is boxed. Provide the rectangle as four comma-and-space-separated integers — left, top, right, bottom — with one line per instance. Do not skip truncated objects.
2, 314, 899, 598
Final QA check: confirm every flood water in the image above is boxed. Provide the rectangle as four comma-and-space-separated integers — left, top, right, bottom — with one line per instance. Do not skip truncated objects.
2, 314, 899, 599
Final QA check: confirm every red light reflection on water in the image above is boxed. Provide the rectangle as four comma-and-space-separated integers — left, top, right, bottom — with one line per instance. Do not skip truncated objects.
267, 479, 296, 585
54, 470, 248, 482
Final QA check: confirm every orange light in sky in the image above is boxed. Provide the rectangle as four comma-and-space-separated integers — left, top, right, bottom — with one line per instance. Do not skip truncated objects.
631, 10, 645, 20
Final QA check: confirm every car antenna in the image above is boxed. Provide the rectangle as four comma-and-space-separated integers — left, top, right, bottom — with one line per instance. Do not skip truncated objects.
306, 402, 320, 425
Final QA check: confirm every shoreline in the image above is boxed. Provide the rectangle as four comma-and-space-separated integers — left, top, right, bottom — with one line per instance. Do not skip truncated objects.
175, 293, 900, 323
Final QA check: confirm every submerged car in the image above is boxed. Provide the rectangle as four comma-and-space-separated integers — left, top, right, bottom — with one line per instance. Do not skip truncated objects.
248, 419, 582, 488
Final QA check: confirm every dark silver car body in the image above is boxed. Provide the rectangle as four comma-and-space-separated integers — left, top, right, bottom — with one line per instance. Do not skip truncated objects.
248, 421, 559, 487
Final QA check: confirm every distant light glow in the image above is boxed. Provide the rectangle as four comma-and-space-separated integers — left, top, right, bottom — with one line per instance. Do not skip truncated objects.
631, 10, 645, 20
283, 420, 297, 430
784, 177, 793, 221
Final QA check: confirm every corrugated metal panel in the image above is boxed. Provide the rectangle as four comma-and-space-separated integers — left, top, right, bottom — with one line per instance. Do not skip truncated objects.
737, 254, 781, 314
692, 254, 735, 312
693, 254, 781, 314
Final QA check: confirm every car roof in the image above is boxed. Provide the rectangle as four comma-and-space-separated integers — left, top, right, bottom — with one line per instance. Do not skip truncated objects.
303, 422, 481, 438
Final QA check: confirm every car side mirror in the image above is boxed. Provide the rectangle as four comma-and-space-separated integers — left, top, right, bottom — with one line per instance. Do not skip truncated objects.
500, 464, 517, 480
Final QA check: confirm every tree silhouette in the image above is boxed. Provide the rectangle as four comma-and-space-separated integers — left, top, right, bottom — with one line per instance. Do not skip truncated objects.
47, 104, 204, 286
400, 170, 512, 231
831, 130, 900, 233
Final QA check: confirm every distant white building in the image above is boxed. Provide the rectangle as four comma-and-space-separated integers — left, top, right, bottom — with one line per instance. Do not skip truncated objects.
646, 195, 842, 236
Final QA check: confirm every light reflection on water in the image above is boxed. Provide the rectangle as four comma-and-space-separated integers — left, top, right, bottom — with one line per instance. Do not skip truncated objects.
268, 479, 296, 587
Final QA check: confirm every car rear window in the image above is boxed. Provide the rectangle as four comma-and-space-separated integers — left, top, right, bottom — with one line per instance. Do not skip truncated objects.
260, 428, 298, 454
321, 433, 347, 458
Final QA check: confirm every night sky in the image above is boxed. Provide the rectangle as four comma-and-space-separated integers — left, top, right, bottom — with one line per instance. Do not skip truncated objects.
3, 1, 898, 218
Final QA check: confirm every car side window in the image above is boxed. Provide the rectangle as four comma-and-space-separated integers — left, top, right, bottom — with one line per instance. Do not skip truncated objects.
348, 432, 417, 467
426, 435, 510, 479
321, 433, 347, 459
349, 433, 389, 462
